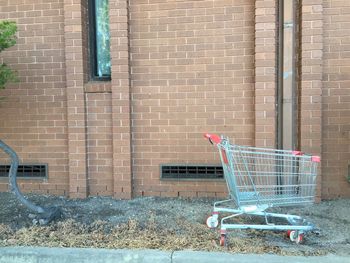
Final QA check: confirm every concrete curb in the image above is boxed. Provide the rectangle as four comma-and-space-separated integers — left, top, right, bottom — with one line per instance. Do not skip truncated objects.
172, 251, 349, 263
0, 247, 170, 263
0, 247, 348, 263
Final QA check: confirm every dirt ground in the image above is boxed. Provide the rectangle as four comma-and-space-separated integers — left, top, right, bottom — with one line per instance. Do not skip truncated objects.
0, 192, 349, 256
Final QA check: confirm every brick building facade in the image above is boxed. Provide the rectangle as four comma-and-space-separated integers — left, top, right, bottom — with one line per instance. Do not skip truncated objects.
0, 0, 349, 199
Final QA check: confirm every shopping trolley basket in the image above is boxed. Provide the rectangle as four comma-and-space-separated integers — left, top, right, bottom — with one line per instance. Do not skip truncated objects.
204, 134, 320, 246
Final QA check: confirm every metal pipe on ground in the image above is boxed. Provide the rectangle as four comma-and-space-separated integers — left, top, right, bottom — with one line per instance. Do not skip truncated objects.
0, 140, 61, 225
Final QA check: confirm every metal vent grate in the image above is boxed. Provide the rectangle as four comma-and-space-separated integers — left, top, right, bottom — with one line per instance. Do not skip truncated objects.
0, 164, 47, 178
161, 165, 223, 180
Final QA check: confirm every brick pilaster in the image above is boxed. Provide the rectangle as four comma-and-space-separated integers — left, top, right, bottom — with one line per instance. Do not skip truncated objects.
300, 0, 323, 200
322, 0, 350, 198
254, 0, 277, 148
63, 0, 88, 198
109, 0, 132, 199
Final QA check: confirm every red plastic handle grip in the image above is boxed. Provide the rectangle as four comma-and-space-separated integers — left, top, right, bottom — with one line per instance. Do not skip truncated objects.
312, 156, 321, 163
204, 133, 221, 145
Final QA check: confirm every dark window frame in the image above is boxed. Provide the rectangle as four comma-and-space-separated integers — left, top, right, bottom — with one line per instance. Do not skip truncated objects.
88, 0, 111, 81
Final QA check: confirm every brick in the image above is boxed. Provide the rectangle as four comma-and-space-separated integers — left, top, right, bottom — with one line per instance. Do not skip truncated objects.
321, 0, 350, 198
0, 0, 69, 195
130, 0, 254, 197
254, 0, 277, 148
0, 0, 348, 200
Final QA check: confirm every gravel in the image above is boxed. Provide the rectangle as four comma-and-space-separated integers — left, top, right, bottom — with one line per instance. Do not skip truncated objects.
0, 192, 349, 256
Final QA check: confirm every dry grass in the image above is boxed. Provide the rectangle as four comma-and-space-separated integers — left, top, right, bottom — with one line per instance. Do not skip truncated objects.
0, 217, 325, 256
3, 193, 344, 256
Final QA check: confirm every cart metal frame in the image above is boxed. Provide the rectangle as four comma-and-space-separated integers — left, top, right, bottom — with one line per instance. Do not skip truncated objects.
204, 134, 320, 245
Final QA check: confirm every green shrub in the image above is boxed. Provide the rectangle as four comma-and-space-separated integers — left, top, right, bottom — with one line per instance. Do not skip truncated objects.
0, 21, 18, 89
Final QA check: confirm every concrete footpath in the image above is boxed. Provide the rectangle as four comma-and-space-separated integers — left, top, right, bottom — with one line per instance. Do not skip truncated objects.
0, 247, 348, 263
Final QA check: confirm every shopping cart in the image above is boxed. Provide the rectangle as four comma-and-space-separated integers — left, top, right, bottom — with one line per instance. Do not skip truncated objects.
204, 134, 320, 246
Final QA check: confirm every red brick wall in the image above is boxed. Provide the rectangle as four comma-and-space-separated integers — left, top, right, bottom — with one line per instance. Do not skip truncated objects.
254, 0, 277, 148
129, 0, 255, 197
300, 0, 323, 201
322, 0, 350, 198
0, 0, 68, 195
86, 93, 113, 196
0, 0, 349, 199
64, 0, 89, 198
109, 0, 133, 199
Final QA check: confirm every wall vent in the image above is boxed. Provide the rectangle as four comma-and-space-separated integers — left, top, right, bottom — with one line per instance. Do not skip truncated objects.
161, 165, 223, 180
0, 164, 47, 178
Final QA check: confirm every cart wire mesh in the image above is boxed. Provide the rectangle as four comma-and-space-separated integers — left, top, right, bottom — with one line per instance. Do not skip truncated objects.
218, 142, 318, 208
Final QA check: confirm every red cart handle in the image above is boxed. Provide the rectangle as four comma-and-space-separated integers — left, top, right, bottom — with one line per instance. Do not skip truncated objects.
312, 156, 321, 163
204, 133, 222, 145
292, 151, 321, 163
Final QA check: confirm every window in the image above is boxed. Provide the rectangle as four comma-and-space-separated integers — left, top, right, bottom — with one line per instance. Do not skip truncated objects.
89, 0, 111, 80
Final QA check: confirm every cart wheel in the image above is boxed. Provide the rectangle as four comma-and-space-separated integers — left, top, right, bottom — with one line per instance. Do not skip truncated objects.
206, 215, 219, 229
219, 234, 227, 247
289, 230, 297, 242
286, 230, 293, 239
296, 233, 305, 244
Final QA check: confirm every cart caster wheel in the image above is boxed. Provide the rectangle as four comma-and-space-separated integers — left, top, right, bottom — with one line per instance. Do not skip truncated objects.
296, 233, 305, 244
219, 234, 227, 247
206, 215, 219, 229
289, 230, 305, 244
289, 230, 297, 242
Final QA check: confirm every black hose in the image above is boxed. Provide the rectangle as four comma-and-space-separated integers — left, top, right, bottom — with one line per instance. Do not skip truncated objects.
0, 140, 61, 224
0, 140, 45, 213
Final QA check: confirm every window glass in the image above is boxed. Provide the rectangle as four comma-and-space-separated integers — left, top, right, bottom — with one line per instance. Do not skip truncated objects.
94, 0, 110, 77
